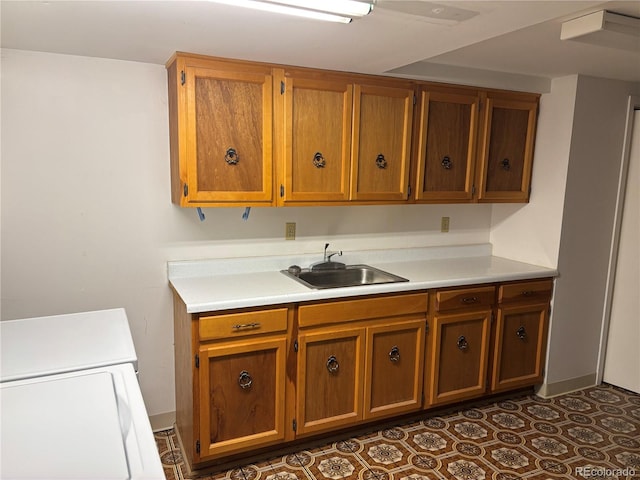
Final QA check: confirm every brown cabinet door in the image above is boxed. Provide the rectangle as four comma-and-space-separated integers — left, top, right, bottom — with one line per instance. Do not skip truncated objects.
351, 84, 413, 201
198, 336, 286, 460
296, 327, 365, 436
182, 63, 273, 204
282, 75, 352, 202
477, 93, 538, 202
429, 310, 491, 405
491, 302, 549, 392
364, 319, 425, 420
415, 88, 479, 202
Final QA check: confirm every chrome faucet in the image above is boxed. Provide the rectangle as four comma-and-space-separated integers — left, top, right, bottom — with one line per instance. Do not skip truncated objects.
311, 243, 344, 271
323, 243, 343, 262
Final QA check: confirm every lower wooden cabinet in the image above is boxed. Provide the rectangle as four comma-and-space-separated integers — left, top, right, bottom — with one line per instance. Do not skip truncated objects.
172, 279, 553, 471
296, 326, 366, 436
198, 336, 287, 458
365, 319, 425, 419
295, 293, 428, 437
429, 309, 491, 406
491, 279, 553, 392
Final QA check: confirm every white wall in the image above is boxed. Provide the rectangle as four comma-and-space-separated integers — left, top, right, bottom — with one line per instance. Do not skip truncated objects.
545, 76, 640, 389
0, 49, 492, 418
490, 75, 577, 268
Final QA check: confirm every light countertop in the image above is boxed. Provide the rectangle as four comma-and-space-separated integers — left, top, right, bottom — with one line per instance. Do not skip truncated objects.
168, 244, 557, 313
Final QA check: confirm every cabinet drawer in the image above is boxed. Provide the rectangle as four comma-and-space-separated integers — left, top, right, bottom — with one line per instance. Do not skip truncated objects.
298, 293, 428, 328
435, 286, 495, 312
199, 308, 288, 341
498, 279, 553, 304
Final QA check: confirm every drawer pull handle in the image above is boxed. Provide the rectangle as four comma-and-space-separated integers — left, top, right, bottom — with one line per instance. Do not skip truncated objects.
326, 355, 339, 374
516, 326, 527, 340
232, 322, 261, 330
441, 156, 452, 169
238, 370, 253, 389
376, 153, 388, 169
389, 346, 400, 362
501, 158, 511, 171
457, 335, 469, 351
521, 290, 535, 297
461, 296, 479, 304
225, 147, 239, 165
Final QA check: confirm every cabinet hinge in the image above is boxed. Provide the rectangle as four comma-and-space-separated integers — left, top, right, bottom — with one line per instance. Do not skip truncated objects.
292, 419, 297, 432
181, 70, 186, 86
294, 340, 299, 353
280, 184, 285, 197
472, 185, 476, 195
195, 440, 200, 454
491, 311, 495, 323
413, 94, 417, 106
195, 354, 200, 368
281, 81, 285, 95
183, 183, 188, 197
425, 321, 429, 334
408, 184, 412, 198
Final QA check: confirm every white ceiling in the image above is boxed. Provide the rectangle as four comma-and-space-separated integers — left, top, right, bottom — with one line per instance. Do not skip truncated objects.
1, 0, 639, 92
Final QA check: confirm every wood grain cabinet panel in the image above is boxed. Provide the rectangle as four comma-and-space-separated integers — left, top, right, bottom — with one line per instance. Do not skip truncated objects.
491, 278, 552, 392
415, 87, 479, 202
476, 92, 539, 203
351, 84, 413, 201
491, 303, 549, 392
281, 74, 353, 203
429, 310, 491, 406
167, 54, 274, 206
365, 319, 425, 419
198, 336, 287, 458
295, 327, 365, 436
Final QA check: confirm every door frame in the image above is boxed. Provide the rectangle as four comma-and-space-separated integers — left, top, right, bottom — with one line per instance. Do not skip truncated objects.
596, 95, 640, 385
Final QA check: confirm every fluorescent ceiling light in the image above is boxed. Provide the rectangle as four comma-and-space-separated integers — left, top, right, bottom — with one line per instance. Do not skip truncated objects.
208, 0, 374, 23
561, 10, 640, 52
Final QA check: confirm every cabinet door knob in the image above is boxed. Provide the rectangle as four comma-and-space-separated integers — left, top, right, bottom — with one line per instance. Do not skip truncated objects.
457, 335, 469, 351
313, 152, 326, 168
326, 355, 339, 373
376, 153, 388, 169
225, 147, 239, 165
389, 346, 401, 362
516, 326, 527, 340
501, 158, 511, 171
441, 156, 453, 169
238, 370, 253, 389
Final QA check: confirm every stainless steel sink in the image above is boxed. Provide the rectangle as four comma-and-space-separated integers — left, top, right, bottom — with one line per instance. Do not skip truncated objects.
281, 264, 409, 289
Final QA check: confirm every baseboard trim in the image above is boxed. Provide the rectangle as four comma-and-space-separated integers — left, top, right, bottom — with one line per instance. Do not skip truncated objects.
536, 373, 597, 398
150, 411, 176, 432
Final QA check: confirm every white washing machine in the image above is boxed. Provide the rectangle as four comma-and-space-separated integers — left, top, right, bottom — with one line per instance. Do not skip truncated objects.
0, 308, 164, 479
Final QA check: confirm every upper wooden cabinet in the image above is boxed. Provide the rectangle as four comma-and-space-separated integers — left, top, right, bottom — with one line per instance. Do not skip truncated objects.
277, 69, 413, 205
167, 54, 274, 206
414, 86, 480, 202
166, 53, 540, 207
476, 92, 539, 202
279, 71, 353, 203
350, 84, 413, 202
415, 85, 539, 204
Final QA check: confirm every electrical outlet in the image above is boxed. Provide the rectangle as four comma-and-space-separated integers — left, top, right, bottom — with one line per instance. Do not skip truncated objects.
441, 216, 450, 233
285, 222, 296, 240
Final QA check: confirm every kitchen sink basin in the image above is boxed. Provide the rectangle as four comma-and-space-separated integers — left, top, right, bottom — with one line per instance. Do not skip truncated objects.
281, 264, 409, 289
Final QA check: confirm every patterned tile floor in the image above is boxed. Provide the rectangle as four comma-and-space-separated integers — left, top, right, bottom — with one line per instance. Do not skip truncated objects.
155, 384, 640, 480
